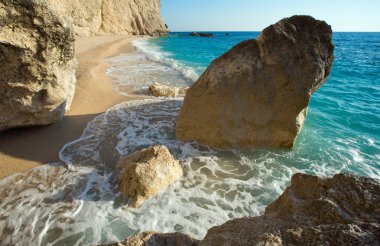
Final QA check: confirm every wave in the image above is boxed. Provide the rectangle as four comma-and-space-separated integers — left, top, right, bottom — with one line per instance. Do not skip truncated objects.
132, 39, 200, 82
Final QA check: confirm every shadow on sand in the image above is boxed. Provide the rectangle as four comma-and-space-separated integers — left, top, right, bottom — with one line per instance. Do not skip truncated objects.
0, 113, 99, 166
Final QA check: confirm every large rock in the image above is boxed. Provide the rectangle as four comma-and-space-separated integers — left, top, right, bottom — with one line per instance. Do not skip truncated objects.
108, 173, 379, 245
48, 0, 168, 37
117, 145, 183, 208
200, 173, 380, 245
0, 0, 76, 132
176, 15, 335, 148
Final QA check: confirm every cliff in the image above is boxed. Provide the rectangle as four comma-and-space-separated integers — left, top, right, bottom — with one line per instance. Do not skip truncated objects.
48, 0, 169, 37
0, 0, 167, 132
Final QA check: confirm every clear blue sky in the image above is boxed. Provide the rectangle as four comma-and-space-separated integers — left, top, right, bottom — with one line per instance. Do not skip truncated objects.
161, 0, 380, 32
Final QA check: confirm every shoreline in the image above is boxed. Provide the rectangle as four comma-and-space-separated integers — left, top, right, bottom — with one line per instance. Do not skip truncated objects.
0, 35, 143, 180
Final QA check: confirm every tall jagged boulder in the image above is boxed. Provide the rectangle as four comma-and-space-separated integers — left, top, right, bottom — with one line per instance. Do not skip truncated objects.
0, 0, 77, 132
176, 15, 335, 148
48, 0, 169, 37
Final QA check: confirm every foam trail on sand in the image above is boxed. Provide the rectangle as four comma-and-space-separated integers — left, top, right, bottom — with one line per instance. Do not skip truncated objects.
132, 39, 200, 82
105, 39, 197, 96
1, 98, 378, 245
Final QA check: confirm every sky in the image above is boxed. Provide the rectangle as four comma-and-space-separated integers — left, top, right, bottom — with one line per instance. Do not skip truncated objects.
161, 0, 380, 32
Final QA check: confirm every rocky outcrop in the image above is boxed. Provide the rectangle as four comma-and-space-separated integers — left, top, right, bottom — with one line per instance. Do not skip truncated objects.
190, 32, 214, 37
0, 0, 76, 132
149, 83, 188, 98
117, 145, 183, 208
107, 173, 380, 245
48, 0, 168, 37
200, 173, 380, 245
102, 231, 199, 246
176, 15, 335, 148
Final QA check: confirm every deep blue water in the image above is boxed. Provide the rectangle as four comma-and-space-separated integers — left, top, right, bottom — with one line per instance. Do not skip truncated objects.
139, 32, 380, 178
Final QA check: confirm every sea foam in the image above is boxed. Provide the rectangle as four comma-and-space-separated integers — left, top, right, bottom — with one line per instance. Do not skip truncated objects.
1, 32, 379, 245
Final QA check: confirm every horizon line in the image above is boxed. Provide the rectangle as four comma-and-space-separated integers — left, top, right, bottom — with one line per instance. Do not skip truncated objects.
168, 30, 380, 33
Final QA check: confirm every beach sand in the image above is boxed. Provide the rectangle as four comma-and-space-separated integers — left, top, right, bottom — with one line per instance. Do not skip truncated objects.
0, 35, 141, 179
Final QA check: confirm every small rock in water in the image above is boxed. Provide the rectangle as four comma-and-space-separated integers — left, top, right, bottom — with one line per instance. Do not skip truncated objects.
116, 145, 183, 208
176, 15, 335, 148
99, 231, 199, 246
190, 32, 214, 37
149, 83, 188, 98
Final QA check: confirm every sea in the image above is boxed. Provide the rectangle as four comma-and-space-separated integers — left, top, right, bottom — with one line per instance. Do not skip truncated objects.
0, 32, 379, 245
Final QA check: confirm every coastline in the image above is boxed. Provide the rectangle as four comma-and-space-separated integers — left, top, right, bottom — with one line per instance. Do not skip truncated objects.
0, 35, 143, 180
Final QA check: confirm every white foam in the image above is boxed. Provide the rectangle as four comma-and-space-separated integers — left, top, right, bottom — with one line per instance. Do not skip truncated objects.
132, 39, 200, 82
1, 98, 379, 245
0, 100, 298, 245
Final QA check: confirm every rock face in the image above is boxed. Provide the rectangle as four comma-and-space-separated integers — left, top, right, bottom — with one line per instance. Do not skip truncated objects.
48, 0, 168, 37
109, 173, 379, 245
200, 173, 380, 245
0, 0, 76, 132
149, 83, 188, 98
176, 15, 335, 148
117, 145, 183, 208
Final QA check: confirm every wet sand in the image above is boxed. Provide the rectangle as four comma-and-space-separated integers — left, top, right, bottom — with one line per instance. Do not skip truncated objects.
0, 35, 142, 179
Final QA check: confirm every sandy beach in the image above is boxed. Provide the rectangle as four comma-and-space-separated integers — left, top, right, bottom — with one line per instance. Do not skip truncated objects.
0, 35, 141, 179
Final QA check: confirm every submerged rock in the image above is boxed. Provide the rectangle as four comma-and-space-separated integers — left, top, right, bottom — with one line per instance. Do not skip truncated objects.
107, 173, 380, 245
177, 15, 335, 148
149, 83, 188, 98
0, 0, 77, 132
48, 0, 168, 37
117, 145, 183, 208
101, 231, 199, 246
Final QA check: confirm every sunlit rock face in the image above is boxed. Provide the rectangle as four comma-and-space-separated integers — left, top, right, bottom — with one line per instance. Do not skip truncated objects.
0, 0, 76, 132
117, 145, 183, 208
47, 0, 169, 37
176, 15, 335, 148
149, 83, 188, 98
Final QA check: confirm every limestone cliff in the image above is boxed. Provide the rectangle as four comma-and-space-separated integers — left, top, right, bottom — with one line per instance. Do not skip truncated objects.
48, 0, 168, 37
0, 0, 76, 131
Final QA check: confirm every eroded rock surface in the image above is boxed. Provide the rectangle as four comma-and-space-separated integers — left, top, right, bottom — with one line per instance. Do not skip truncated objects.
176, 15, 335, 148
0, 0, 76, 132
109, 173, 380, 245
200, 173, 380, 245
117, 145, 183, 208
48, 0, 168, 37
149, 83, 188, 98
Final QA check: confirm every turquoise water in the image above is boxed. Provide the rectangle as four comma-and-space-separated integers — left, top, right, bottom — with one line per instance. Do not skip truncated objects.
1, 32, 379, 245
138, 32, 380, 178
